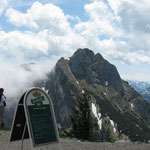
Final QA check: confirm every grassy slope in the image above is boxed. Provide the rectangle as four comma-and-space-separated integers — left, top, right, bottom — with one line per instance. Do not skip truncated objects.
0, 126, 11, 131
77, 80, 150, 142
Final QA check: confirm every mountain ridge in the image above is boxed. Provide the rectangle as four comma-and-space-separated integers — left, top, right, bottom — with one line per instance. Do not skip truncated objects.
128, 80, 150, 103
127, 80, 150, 93
141, 87, 150, 103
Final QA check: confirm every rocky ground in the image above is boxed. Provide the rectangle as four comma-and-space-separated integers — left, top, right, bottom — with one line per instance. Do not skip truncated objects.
0, 131, 150, 150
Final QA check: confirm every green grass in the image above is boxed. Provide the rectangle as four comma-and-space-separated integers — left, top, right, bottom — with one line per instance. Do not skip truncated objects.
0, 126, 11, 131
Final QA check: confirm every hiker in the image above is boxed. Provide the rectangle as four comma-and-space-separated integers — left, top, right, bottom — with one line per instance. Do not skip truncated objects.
0, 88, 6, 127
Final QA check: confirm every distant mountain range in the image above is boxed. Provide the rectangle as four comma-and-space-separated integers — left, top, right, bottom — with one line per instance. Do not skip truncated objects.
127, 80, 150, 93
127, 80, 150, 103
141, 87, 150, 103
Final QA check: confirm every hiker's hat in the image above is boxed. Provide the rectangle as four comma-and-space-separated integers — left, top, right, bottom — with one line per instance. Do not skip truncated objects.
0, 88, 4, 92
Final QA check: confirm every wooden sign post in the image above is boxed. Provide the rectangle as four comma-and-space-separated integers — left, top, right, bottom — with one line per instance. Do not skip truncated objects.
8, 87, 60, 150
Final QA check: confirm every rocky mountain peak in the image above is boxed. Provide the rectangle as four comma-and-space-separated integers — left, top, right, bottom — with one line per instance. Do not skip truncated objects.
70, 48, 104, 65
94, 53, 104, 62
45, 48, 150, 142
73, 48, 95, 60
69, 48, 124, 95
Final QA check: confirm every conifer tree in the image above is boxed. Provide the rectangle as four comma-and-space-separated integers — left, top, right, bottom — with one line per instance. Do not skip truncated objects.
71, 89, 96, 141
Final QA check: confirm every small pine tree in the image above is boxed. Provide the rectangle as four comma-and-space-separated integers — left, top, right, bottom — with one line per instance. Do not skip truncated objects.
71, 89, 95, 141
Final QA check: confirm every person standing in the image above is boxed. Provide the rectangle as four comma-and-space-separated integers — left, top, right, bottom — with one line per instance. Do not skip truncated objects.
0, 88, 6, 127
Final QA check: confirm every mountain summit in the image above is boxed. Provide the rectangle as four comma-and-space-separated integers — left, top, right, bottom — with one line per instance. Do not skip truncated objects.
45, 48, 150, 142
69, 48, 124, 95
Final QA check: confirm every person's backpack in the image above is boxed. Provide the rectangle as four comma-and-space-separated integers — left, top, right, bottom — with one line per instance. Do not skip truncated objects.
0, 91, 2, 101
3, 100, 6, 106
0, 94, 6, 106
0, 91, 6, 106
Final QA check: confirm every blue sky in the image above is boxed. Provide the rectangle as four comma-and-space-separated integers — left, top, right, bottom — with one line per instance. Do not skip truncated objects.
0, 0, 150, 95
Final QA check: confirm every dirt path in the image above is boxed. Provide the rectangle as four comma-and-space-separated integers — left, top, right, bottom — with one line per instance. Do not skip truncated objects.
0, 131, 150, 150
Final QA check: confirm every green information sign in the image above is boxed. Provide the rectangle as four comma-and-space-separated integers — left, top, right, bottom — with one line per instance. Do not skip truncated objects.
24, 88, 59, 147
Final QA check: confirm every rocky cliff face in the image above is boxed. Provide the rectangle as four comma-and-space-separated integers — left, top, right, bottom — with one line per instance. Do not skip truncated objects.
45, 48, 150, 142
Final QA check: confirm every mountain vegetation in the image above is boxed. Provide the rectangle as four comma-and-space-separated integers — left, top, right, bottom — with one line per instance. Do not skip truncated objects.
70, 89, 97, 141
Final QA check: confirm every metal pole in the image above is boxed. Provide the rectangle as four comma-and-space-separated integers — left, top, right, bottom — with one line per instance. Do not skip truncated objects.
21, 122, 27, 150
58, 142, 62, 150
45, 145, 48, 150
6, 138, 10, 150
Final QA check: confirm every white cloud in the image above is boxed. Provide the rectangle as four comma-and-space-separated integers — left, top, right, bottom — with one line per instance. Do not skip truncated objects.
6, 2, 70, 35
0, 0, 8, 15
2, 1, 91, 64
114, 0, 150, 61
6, 8, 38, 29
5, 0, 150, 63
85, 0, 109, 20
80, 0, 122, 37
118, 1, 150, 34
81, 0, 150, 64
108, 0, 121, 14
3, 0, 150, 65
0, 30, 49, 62
0, 60, 52, 105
